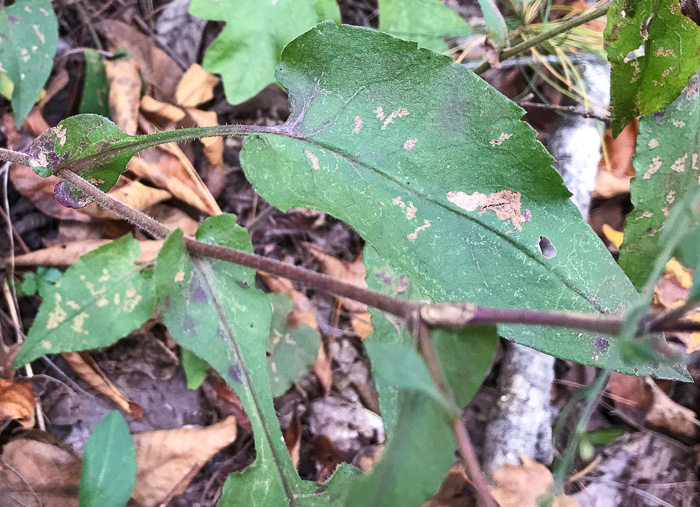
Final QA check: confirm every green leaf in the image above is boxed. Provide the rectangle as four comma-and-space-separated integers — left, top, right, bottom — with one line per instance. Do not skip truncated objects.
17, 266, 62, 296
358, 246, 497, 504
15, 235, 155, 367
241, 22, 681, 379
312, 0, 341, 23
620, 75, 700, 290
345, 391, 454, 506
378, 0, 472, 53
79, 411, 136, 507
27, 114, 135, 208
181, 348, 210, 390
477, 0, 508, 49
79, 49, 110, 117
0, 0, 58, 127
154, 215, 357, 506
605, 0, 700, 136
365, 342, 453, 412
189, 0, 334, 105
266, 292, 320, 398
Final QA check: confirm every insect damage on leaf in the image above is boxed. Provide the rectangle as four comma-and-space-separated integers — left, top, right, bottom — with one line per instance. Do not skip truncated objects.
447, 189, 531, 233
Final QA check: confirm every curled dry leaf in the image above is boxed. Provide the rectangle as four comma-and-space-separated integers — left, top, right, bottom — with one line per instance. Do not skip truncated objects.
645, 378, 698, 438
0, 378, 35, 428
491, 455, 581, 507
0, 439, 82, 506
13, 239, 162, 267
284, 409, 302, 470
140, 95, 186, 122
131, 417, 237, 506
176, 64, 218, 107
594, 120, 638, 198
80, 180, 172, 220
61, 351, 143, 419
104, 58, 141, 136
304, 245, 373, 338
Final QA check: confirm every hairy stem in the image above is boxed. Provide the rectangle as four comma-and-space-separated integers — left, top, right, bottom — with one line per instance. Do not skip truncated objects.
412, 316, 498, 507
474, 1, 611, 74
54, 169, 700, 336
0, 148, 30, 166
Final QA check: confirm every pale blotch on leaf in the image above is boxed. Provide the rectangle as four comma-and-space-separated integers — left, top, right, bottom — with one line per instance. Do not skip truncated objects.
304, 150, 320, 170
408, 220, 431, 242
671, 153, 688, 172
654, 47, 676, 57
47, 293, 67, 329
42, 340, 52, 350
71, 313, 89, 335
490, 133, 513, 146
693, 154, 699, 171
392, 196, 417, 220
126, 287, 137, 298
653, 66, 676, 87
447, 189, 531, 233
381, 108, 409, 130
666, 191, 676, 204
97, 298, 109, 307
374, 106, 385, 121
98, 268, 110, 282
55, 125, 67, 146
24, 5, 32, 12
648, 139, 659, 149
643, 156, 662, 179
32, 25, 46, 44
671, 119, 686, 128
174, 271, 185, 283
123, 294, 142, 313
353, 115, 363, 134
114, 293, 121, 305
403, 138, 417, 150
66, 300, 80, 310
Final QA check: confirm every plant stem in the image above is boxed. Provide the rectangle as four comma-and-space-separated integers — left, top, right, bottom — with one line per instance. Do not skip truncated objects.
54, 169, 700, 336
0, 148, 30, 166
518, 100, 610, 122
474, 1, 611, 74
413, 317, 498, 507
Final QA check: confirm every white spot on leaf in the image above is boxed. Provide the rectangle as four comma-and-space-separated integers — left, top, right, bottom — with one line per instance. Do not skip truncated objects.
447, 189, 531, 233
403, 138, 417, 150
304, 150, 320, 170
374, 106, 385, 121
381, 108, 409, 130
490, 133, 513, 146
174, 271, 185, 282
408, 220, 431, 242
648, 139, 659, 148
671, 153, 688, 172
643, 157, 662, 179
353, 115, 363, 134
32, 24, 45, 44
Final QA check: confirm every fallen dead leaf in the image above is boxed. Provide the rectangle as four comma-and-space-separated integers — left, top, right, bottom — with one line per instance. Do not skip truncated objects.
13, 239, 162, 267
202, 372, 251, 430
313, 344, 333, 397
594, 120, 638, 198
491, 455, 581, 507
185, 107, 223, 168
0, 378, 35, 428
0, 438, 81, 506
80, 179, 172, 220
62, 351, 143, 419
304, 245, 373, 338
284, 409, 302, 470
310, 435, 344, 484
645, 378, 698, 438
148, 204, 199, 237
104, 58, 141, 136
176, 64, 218, 108
131, 417, 237, 506
140, 95, 186, 122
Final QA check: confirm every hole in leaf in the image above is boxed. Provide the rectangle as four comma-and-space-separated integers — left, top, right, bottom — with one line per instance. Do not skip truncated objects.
537, 236, 557, 259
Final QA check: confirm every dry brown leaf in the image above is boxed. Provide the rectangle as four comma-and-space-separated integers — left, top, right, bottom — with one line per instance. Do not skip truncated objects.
491, 455, 581, 507
304, 245, 373, 339
128, 154, 211, 213
176, 64, 218, 108
594, 120, 638, 198
97, 20, 183, 98
104, 58, 141, 136
313, 344, 333, 397
131, 417, 237, 506
14, 239, 162, 267
62, 352, 143, 418
148, 205, 199, 237
645, 378, 698, 438
0, 439, 81, 506
608, 372, 652, 410
202, 373, 251, 430
140, 95, 185, 122
259, 273, 318, 330
284, 409, 302, 470
186, 107, 223, 168
0, 378, 35, 428
81, 180, 172, 220
310, 435, 344, 484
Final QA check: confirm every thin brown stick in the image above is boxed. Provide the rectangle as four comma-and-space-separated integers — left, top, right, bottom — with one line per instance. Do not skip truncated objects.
56, 168, 700, 336
413, 317, 497, 507
518, 100, 610, 122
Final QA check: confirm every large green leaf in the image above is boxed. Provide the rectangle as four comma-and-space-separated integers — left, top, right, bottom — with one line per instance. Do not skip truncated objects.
79, 411, 136, 507
15, 235, 155, 367
0, 0, 58, 127
605, 0, 700, 136
378, 0, 472, 53
189, 0, 339, 105
241, 21, 683, 379
154, 215, 357, 506
620, 75, 700, 290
